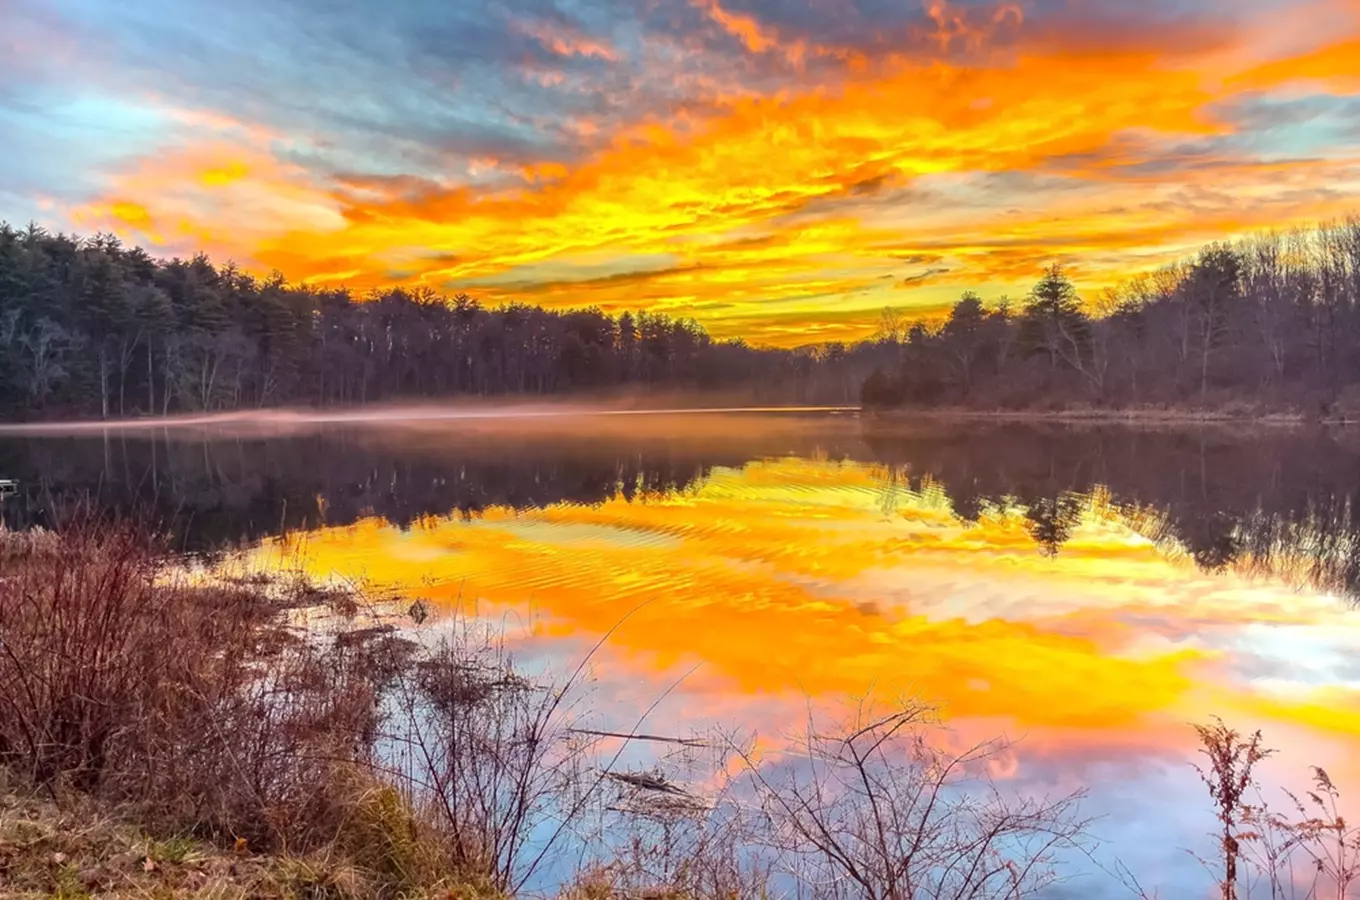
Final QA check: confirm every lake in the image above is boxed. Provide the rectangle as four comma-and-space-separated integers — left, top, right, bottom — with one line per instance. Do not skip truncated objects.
3, 408, 1359, 897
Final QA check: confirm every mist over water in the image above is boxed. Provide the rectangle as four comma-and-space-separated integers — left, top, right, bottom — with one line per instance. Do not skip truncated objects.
0, 399, 857, 435
3, 409, 1360, 896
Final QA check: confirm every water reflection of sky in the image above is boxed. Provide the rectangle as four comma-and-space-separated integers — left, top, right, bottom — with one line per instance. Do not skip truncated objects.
244, 454, 1360, 897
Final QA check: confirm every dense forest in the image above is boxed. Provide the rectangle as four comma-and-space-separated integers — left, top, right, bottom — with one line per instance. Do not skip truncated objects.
5, 216, 1360, 421
0, 223, 893, 420
861, 216, 1360, 415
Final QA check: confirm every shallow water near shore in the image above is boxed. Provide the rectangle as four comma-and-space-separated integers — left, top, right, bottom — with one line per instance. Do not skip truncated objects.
4, 408, 1360, 896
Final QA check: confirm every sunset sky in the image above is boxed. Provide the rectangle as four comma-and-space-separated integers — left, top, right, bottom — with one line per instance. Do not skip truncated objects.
4, 0, 1360, 344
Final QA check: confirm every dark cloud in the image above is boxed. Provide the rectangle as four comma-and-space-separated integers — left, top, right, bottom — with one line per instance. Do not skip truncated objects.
639, 0, 1245, 75
898, 266, 952, 287
468, 262, 709, 295
888, 252, 946, 265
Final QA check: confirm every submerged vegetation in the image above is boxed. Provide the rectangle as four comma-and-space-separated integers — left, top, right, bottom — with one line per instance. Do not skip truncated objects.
0, 519, 1355, 898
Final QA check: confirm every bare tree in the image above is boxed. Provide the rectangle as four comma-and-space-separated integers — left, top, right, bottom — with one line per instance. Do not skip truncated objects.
941, 293, 989, 395
875, 307, 908, 346
19, 317, 76, 404
1243, 233, 1293, 389
1188, 245, 1244, 402
735, 701, 1088, 900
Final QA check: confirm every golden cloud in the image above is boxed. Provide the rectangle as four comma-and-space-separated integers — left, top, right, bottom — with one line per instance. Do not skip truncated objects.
66, 5, 1360, 345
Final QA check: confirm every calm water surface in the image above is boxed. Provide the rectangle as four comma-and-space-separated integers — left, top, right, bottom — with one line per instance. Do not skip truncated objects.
4, 409, 1360, 896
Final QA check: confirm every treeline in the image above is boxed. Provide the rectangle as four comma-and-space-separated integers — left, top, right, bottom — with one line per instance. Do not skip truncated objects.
0, 223, 888, 419
861, 217, 1360, 414
9, 215, 1360, 421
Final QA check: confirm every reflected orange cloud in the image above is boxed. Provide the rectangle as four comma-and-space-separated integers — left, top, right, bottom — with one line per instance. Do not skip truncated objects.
243, 458, 1360, 758
61, 2, 1360, 345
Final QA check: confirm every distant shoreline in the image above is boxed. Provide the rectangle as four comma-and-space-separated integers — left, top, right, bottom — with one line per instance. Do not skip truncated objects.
866, 405, 1351, 427
4, 403, 1355, 436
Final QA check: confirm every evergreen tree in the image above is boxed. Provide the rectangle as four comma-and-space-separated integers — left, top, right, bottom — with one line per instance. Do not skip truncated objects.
1019, 264, 1090, 373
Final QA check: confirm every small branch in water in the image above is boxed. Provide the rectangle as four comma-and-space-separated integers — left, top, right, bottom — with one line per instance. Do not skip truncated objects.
569, 728, 708, 747
604, 770, 689, 795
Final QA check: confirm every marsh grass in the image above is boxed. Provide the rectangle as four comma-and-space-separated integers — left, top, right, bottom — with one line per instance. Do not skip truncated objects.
0, 516, 466, 897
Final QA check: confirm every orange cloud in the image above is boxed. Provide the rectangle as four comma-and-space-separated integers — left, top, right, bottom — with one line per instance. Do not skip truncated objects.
692, 0, 781, 54
1232, 36, 1360, 91
72, 140, 343, 266
60, 4, 1360, 346
515, 19, 619, 61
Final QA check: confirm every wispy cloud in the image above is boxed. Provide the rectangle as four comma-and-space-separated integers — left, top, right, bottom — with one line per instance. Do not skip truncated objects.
3, 0, 1360, 343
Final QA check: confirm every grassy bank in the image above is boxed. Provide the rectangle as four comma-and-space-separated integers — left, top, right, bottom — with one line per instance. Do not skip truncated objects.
2, 520, 1356, 899
0, 780, 485, 900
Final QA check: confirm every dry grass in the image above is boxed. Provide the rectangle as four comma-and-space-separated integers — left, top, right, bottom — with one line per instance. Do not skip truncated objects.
1, 519, 273, 790
0, 516, 490, 898
0, 517, 375, 846
0, 519, 532, 898
0, 771, 494, 899
0, 527, 62, 567
1192, 721, 1360, 900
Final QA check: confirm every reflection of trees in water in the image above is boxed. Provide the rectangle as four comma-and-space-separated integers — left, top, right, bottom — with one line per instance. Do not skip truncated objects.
0, 421, 878, 552
1021, 494, 1086, 558
872, 464, 908, 518
1236, 499, 1360, 600
1139, 498, 1360, 600
0, 431, 745, 551
6, 419, 1360, 600
1178, 511, 1244, 572
863, 423, 1360, 601
869, 466, 960, 523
